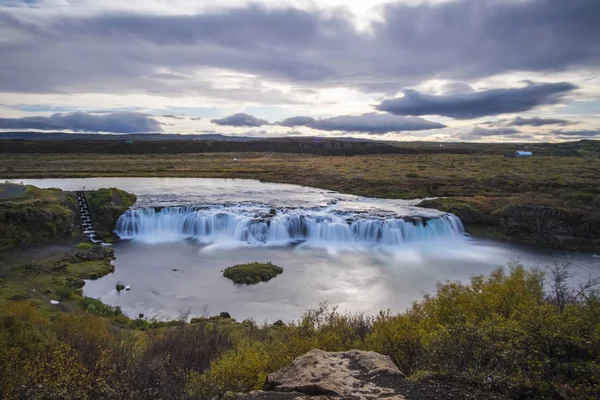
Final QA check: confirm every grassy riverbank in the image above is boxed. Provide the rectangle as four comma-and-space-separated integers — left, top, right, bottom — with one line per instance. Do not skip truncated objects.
0, 242, 116, 316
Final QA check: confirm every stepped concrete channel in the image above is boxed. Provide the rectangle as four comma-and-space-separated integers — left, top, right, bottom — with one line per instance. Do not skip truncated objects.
75, 191, 102, 243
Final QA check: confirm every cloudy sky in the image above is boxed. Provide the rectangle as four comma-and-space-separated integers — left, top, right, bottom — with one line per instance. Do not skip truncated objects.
1, 0, 599, 141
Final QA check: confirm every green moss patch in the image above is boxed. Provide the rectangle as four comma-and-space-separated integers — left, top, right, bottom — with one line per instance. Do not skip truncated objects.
223, 262, 283, 285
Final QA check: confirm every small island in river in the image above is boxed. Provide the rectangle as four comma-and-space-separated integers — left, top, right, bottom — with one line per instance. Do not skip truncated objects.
223, 262, 283, 285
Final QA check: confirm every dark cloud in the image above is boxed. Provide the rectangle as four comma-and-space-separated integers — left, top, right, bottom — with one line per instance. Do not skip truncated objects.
279, 116, 319, 127
278, 112, 445, 134
211, 113, 270, 127
508, 117, 576, 127
376, 83, 576, 119
551, 129, 600, 137
471, 127, 521, 136
484, 116, 577, 127
0, 111, 162, 133
0, 0, 598, 96
160, 114, 187, 120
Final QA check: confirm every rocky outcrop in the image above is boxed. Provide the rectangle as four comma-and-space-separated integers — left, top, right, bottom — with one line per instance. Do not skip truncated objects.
500, 205, 600, 244
86, 188, 136, 240
0, 186, 79, 251
263, 349, 403, 399
234, 349, 506, 400
418, 197, 600, 250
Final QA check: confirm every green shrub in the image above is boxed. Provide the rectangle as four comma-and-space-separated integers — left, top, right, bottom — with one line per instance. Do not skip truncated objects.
80, 297, 122, 317
405, 172, 419, 178
192, 265, 600, 398
75, 242, 94, 250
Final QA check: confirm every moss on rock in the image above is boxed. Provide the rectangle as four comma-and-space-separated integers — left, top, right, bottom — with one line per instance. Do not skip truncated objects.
223, 262, 283, 285
86, 188, 136, 240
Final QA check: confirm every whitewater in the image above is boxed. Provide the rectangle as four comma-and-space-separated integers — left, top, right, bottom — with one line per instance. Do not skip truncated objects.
114, 205, 464, 247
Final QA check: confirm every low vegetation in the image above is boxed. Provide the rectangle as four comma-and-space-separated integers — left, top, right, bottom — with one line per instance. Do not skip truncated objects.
223, 262, 283, 285
0, 244, 116, 315
0, 185, 79, 251
0, 263, 598, 399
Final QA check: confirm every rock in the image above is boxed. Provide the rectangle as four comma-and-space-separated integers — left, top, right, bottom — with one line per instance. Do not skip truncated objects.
418, 197, 600, 250
220, 312, 231, 318
73, 246, 115, 262
263, 349, 404, 399
235, 350, 507, 400
86, 188, 137, 240
50, 300, 60, 305
499, 205, 600, 244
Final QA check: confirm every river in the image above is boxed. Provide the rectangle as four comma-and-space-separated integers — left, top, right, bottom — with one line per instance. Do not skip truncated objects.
11, 177, 600, 322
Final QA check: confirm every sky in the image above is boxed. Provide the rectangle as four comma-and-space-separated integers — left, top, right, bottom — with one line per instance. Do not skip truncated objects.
0, 0, 599, 142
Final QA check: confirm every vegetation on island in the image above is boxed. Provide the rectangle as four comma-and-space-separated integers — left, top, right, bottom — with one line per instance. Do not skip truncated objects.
0, 263, 598, 399
223, 262, 283, 285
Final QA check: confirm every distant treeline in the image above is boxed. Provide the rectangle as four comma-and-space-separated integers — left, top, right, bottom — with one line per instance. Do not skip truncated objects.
0, 138, 469, 156
1, 137, 595, 156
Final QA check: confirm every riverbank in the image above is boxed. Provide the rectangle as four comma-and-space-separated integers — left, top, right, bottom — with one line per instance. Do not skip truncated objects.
418, 196, 600, 252
2, 152, 599, 250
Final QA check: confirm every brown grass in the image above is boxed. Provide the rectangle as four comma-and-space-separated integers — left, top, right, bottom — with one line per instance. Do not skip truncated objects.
1, 153, 599, 200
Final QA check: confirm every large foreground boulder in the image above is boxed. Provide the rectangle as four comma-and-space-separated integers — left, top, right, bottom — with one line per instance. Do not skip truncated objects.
263, 349, 402, 398
234, 349, 508, 400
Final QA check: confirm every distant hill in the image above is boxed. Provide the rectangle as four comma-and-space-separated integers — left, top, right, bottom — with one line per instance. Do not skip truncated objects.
0, 131, 258, 142
0, 131, 597, 156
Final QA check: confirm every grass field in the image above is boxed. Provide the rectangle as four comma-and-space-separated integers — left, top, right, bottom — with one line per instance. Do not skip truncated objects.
1, 152, 599, 200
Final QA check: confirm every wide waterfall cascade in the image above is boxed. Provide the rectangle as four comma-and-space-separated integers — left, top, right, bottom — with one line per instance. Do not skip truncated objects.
115, 205, 464, 246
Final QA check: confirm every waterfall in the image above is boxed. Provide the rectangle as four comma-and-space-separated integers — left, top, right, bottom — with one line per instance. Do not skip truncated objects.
115, 206, 464, 245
